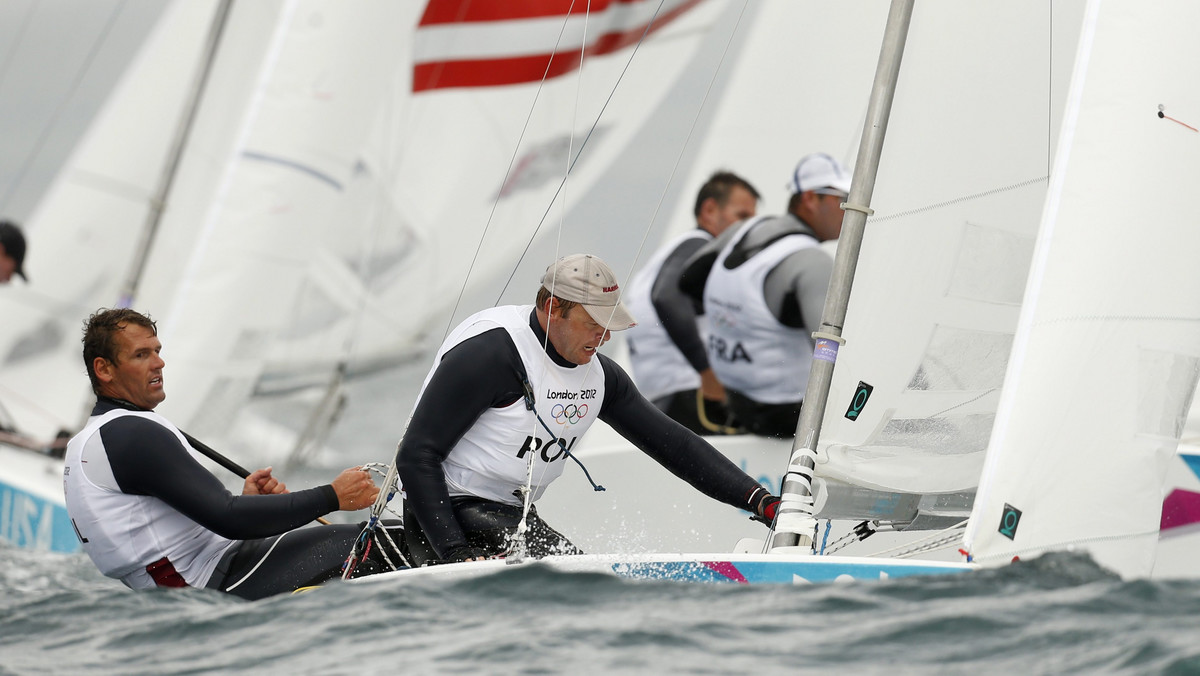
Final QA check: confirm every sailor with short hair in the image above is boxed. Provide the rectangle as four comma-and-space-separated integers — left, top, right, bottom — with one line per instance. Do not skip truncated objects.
625, 171, 760, 435
64, 308, 404, 599
395, 253, 780, 565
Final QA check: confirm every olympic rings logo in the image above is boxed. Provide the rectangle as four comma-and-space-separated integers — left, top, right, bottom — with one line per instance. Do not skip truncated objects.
552, 403, 588, 424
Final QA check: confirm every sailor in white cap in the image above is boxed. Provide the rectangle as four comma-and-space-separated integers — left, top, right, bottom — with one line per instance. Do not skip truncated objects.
678, 153, 851, 438
395, 253, 780, 565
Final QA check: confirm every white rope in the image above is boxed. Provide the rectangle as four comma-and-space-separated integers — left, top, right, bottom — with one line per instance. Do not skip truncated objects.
224, 530, 292, 592
861, 520, 968, 559
361, 462, 404, 521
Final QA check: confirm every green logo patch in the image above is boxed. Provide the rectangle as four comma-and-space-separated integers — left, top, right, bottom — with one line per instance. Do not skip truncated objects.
845, 381, 873, 420
999, 503, 1022, 540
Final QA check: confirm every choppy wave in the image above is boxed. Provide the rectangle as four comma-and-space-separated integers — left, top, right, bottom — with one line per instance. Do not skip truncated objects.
3, 546, 1200, 675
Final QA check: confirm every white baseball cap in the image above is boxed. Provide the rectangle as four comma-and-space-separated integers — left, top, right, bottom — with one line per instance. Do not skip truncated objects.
787, 153, 852, 197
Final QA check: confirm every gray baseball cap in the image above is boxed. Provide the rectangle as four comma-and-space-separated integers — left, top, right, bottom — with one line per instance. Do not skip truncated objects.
541, 254, 636, 330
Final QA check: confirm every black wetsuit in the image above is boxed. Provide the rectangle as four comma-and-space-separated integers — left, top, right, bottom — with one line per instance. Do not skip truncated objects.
396, 310, 767, 565
87, 397, 403, 599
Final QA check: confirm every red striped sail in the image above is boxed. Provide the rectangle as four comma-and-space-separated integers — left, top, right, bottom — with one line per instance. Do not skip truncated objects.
413, 0, 703, 92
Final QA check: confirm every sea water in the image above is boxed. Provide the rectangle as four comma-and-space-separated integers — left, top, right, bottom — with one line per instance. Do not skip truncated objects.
3, 544, 1200, 675
7, 364, 1200, 675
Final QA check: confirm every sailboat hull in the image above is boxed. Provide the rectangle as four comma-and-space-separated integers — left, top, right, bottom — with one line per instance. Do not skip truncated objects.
349, 552, 974, 587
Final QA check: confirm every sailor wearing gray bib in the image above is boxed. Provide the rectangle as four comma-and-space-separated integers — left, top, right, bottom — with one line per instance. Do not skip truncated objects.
679, 153, 849, 438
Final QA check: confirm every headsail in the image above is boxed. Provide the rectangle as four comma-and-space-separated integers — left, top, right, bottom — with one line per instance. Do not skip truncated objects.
964, 0, 1200, 577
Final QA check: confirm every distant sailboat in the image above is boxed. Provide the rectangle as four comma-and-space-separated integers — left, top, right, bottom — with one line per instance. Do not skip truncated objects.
0, 0, 723, 551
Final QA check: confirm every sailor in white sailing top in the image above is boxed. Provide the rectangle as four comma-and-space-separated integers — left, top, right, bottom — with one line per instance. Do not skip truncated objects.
395, 254, 780, 565
624, 171, 759, 435
63, 308, 403, 600
679, 153, 850, 438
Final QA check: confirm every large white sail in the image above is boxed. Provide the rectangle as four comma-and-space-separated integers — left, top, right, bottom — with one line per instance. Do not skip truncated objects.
964, 0, 1200, 578
0, 1, 418, 448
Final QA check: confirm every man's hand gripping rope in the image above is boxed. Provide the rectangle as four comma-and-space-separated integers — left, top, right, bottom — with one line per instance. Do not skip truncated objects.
341, 460, 408, 580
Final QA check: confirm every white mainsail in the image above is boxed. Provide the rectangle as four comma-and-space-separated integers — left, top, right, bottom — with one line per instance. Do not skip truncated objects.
963, 0, 1200, 578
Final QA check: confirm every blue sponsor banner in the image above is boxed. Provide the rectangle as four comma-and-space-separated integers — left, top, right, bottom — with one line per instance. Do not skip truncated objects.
0, 482, 80, 553
611, 558, 971, 584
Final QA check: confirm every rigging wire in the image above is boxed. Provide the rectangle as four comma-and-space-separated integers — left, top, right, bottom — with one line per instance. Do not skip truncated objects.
561, 0, 752, 409
594, 0, 752, 301
438, 4, 585, 344
491, 0, 753, 558
490, 0, 678, 306
510, 0, 753, 558
863, 520, 967, 559
1048, 0, 1052, 180
348, 0, 595, 560
515, 0, 597, 561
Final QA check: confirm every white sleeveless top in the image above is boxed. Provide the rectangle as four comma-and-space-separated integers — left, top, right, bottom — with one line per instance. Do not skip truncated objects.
625, 229, 711, 401
702, 217, 818, 403
417, 305, 606, 505
63, 409, 235, 589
